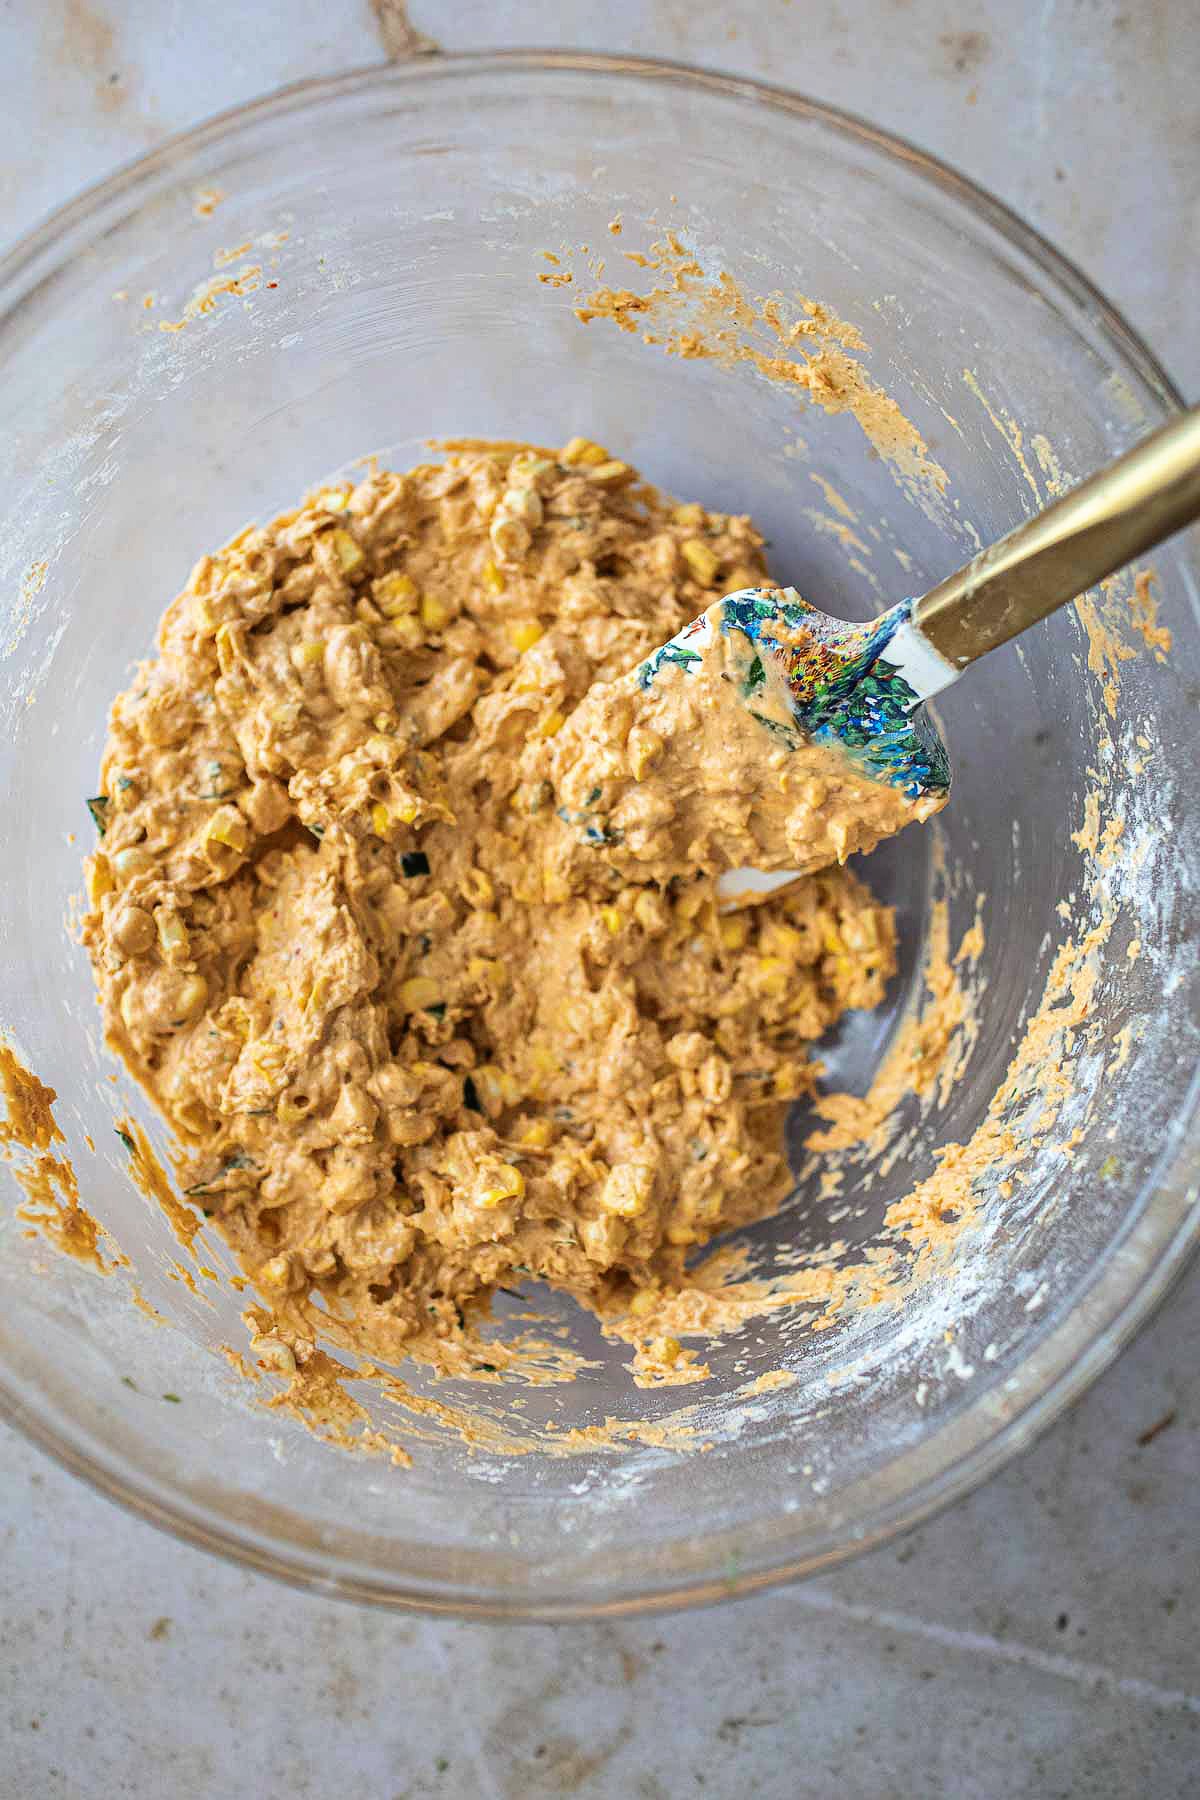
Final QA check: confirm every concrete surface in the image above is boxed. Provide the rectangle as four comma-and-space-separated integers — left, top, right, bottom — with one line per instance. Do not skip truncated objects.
1, 3, 1197, 1796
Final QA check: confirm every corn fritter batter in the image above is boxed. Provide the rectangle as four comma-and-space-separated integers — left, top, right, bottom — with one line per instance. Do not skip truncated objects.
82, 440, 915, 1358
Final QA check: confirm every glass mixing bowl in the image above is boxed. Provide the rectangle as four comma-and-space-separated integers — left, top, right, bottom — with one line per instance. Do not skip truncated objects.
0, 54, 1196, 1617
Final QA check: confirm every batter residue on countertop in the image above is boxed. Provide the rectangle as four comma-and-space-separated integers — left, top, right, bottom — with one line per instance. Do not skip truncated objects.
81, 439, 935, 1364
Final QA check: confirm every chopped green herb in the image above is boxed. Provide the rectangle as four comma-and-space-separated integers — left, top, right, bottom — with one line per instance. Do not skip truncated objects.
1099, 1154, 1122, 1180
306, 823, 325, 842
186, 1152, 257, 1196
121, 1375, 138, 1390
586, 786, 602, 805
86, 795, 109, 834
478, 1362, 497, 1374
162, 1393, 182, 1404
115, 1127, 135, 1154
116, 775, 133, 793
401, 850, 430, 878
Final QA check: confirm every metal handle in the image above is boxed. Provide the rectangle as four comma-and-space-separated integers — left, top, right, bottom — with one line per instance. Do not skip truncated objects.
913, 407, 1200, 669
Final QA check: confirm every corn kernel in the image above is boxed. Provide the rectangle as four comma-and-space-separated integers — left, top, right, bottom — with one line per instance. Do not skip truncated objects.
315, 485, 351, 511
653, 1335, 682, 1366
156, 910, 189, 960
587, 459, 631, 486
331, 528, 365, 575
561, 437, 609, 466
507, 619, 544, 653
466, 956, 508, 991
757, 955, 790, 997
481, 558, 506, 595
387, 615, 424, 650
509, 451, 554, 482
681, 539, 720, 586
534, 710, 565, 739
471, 1065, 503, 1108
666, 1223, 698, 1245
479, 1164, 525, 1209
474, 1064, 521, 1111
204, 807, 249, 854
214, 622, 238, 677
393, 796, 419, 825
599, 906, 622, 936
627, 725, 663, 780
256, 1255, 296, 1293
372, 572, 417, 617
500, 486, 543, 529
249, 1039, 287, 1081
290, 638, 326, 670
719, 913, 750, 950
399, 975, 440, 1013
674, 886, 707, 922
527, 1043, 559, 1082
490, 514, 531, 562
671, 502, 705, 527
519, 1118, 554, 1148
633, 890, 667, 933
221, 999, 253, 1042
420, 593, 451, 631
602, 1163, 653, 1217
86, 854, 114, 907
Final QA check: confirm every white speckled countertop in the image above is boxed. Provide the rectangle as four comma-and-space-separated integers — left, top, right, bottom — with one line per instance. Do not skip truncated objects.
1, 5, 1197, 1796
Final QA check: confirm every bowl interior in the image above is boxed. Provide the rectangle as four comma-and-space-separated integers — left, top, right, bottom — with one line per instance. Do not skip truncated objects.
0, 58, 1197, 1613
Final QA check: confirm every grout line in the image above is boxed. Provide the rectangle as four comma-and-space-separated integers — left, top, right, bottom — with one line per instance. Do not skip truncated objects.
793, 1585, 1200, 1716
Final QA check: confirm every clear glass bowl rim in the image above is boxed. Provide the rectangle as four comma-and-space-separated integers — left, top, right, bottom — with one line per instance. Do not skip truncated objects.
1, 49, 1196, 1620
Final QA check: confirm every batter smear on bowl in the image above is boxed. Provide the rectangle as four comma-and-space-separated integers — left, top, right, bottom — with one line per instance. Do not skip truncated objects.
81, 441, 938, 1362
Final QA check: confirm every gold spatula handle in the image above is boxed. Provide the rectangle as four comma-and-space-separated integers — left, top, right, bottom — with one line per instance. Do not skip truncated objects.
913, 407, 1200, 669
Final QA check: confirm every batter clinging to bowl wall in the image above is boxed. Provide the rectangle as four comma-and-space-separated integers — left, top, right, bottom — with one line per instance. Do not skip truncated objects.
80, 438, 938, 1366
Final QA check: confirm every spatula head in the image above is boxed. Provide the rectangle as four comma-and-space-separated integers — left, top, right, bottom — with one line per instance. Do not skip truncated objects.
641, 587, 951, 801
